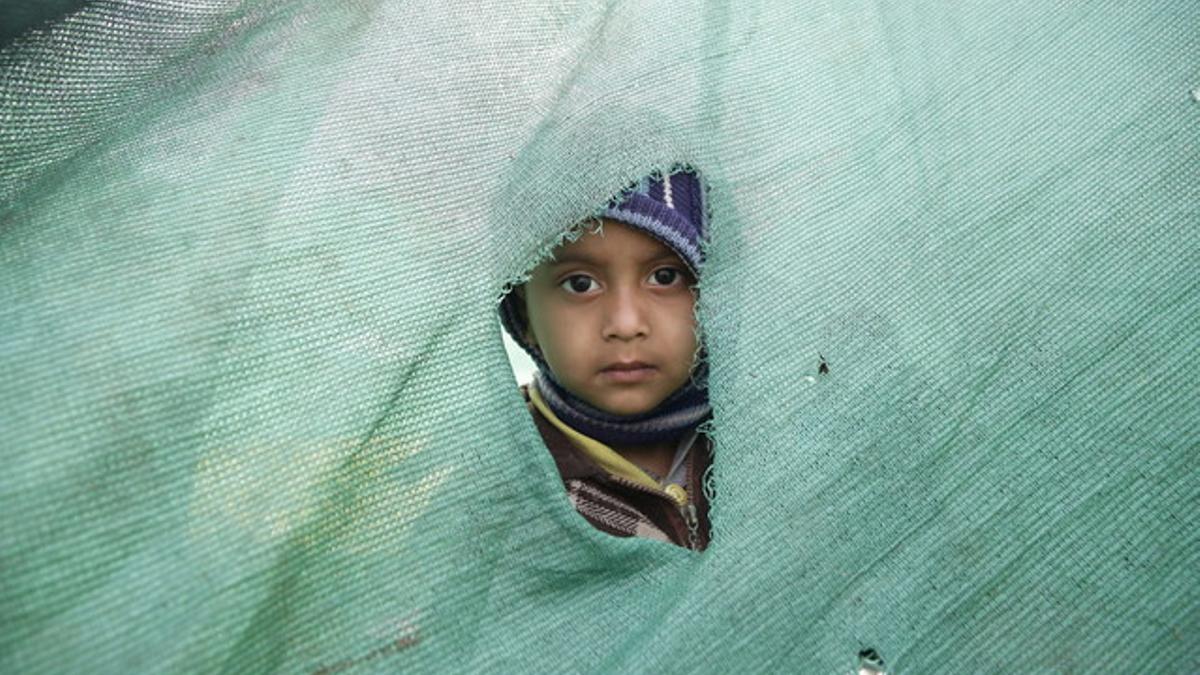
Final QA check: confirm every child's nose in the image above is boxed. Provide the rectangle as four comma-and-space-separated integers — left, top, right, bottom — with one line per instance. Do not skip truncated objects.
602, 285, 649, 341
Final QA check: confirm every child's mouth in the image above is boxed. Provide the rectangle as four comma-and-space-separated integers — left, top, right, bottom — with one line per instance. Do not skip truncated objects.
600, 362, 657, 383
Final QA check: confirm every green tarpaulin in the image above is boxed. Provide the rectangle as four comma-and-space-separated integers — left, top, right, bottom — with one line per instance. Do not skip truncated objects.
2, 1, 1197, 672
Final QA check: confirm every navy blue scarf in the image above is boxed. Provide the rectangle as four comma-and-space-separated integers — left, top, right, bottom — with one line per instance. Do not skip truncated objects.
530, 354, 711, 446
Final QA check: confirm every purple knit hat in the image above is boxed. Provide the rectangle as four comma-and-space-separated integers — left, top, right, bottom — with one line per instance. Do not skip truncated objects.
499, 168, 710, 446
601, 169, 706, 276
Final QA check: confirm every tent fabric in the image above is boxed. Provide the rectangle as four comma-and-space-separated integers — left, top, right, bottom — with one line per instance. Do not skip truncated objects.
1, 1, 1197, 672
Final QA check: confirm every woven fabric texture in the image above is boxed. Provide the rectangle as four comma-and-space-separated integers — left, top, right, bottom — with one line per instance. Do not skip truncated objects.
1, 1, 1197, 672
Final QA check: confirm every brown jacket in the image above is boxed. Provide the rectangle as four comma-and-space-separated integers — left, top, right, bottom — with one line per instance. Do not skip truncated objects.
522, 385, 712, 551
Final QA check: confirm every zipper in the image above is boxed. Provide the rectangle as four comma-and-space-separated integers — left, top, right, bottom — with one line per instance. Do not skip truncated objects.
681, 502, 700, 550
683, 447, 703, 551
598, 433, 710, 551
605, 473, 699, 550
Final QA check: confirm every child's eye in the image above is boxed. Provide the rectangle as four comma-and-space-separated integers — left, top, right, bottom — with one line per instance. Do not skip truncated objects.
559, 274, 599, 294
649, 267, 684, 286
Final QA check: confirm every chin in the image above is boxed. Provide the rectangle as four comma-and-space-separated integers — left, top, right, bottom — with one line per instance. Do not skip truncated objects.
593, 391, 663, 417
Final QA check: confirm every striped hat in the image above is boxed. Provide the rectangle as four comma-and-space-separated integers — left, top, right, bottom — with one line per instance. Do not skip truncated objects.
601, 169, 706, 275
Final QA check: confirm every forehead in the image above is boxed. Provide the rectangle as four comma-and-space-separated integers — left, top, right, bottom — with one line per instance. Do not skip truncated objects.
547, 220, 679, 265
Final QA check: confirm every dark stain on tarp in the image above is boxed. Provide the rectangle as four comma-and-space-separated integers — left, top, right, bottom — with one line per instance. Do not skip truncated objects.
311, 631, 420, 675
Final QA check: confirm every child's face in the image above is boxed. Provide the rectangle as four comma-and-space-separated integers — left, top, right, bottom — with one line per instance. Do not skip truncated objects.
521, 220, 699, 417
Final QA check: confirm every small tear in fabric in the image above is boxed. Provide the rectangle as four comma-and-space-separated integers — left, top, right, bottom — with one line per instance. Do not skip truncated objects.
799, 353, 830, 384
857, 648, 886, 675
1191, 87, 1200, 103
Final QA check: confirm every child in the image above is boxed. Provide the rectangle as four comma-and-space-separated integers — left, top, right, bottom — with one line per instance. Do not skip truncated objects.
499, 169, 712, 551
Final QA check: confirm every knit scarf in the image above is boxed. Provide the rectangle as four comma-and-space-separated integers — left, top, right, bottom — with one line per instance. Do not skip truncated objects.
530, 354, 711, 447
